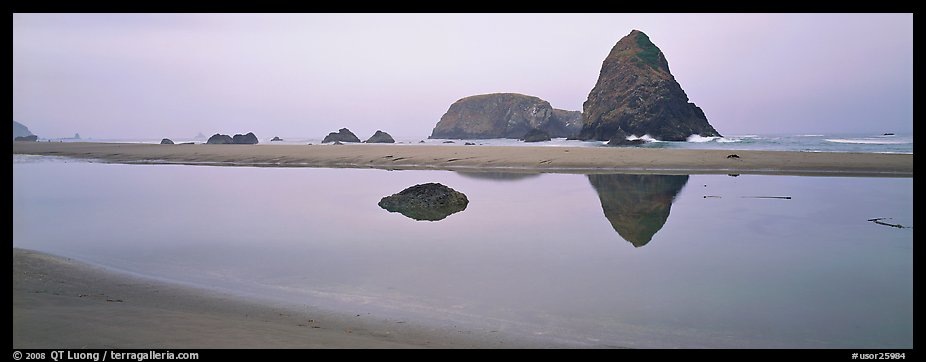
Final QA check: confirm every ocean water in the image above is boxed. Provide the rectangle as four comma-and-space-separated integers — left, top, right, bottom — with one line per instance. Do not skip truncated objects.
58, 132, 913, 154
12, 156, 912, 348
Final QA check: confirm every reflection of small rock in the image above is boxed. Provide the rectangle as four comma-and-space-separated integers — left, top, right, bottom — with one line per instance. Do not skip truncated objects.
14, 135, 38, 142
332, 141, 344, 145
442, 140, 455, 144
867, 218, 908, 229
728, 174, 740, 177
378, 183, 468, 221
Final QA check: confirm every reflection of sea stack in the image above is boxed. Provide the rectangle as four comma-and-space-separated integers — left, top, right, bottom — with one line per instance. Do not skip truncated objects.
455, 171, 541, 181
587, 174, 688, 247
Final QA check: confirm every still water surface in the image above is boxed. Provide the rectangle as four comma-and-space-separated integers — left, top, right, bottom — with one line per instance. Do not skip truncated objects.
13, 156, 912, 348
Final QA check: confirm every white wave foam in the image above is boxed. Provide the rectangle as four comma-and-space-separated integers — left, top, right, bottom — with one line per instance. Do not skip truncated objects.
626, 134, 663, 143
797, 134, 825, 137
716, 137, 742, 143
686, 135, 720, 143
686, 134, 741, 143
824, 138, 910, 145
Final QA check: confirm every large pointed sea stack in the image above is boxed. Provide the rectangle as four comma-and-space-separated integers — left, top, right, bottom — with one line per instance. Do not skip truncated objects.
577, 30, 720, 142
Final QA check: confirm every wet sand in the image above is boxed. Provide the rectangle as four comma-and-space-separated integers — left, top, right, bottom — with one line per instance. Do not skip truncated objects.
12, 141, 913, 176
12, 248, 550, 349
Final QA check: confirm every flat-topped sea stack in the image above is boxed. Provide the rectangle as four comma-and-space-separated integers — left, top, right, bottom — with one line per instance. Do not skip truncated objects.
13, 121, 35, 140
577, 30, 721, 142
430, 93, 582, 139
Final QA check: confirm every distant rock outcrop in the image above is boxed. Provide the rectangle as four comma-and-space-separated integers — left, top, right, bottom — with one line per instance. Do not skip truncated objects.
207, 132, 258, 144
587, 174, 689, 247
160, 138, 174, 144
429, 93, 583, 139
520, 128, 551, 143
365, 130, 395, 143
271, 136, 283, 142
232, 132, 259, 144
14, 135, 38, 142
13, 121, 34, 140
206, 134, 234, 144
378, 183, 469, 221
322, 128, 361, 143
577, 30, 721, 142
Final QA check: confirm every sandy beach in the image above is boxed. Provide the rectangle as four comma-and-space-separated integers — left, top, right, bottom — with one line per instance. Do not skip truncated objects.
12, 142, 913, 176
13, 248, 551, 349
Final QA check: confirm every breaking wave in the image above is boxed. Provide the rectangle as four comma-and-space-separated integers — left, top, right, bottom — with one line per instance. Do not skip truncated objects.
626, 134, 663, 143
824, 138, 911, 145
686, 135, 742, 143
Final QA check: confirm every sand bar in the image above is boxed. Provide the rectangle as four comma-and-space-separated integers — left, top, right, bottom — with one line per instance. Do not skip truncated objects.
13, 248, 556, 348
13, 141, 912, 176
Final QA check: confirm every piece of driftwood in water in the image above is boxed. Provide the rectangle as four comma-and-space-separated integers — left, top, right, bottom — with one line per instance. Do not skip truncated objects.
867, 218, 909, 229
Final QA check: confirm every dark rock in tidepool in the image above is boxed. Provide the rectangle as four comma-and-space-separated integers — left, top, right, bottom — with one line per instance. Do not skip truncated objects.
520, 128, 552, 143
577, 30, 721, 142
365, 130, 395, 143
442, 140, 455, 144
322, 128, 361, 143
429, 93, 583, 139
160, 138, 174, 144
606, 138, 645, 146
206, 134, 234, 144
271, 136, 284, 142
14, 135, 38, 142
378, 183, 469, 221
232, 132, 259, 144
587, 174, 689, 247
605, 130, 645, 146
464, 142, 476, 145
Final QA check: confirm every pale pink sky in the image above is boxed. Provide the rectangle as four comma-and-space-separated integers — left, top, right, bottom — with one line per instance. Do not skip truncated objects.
13, 13, 912, 139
